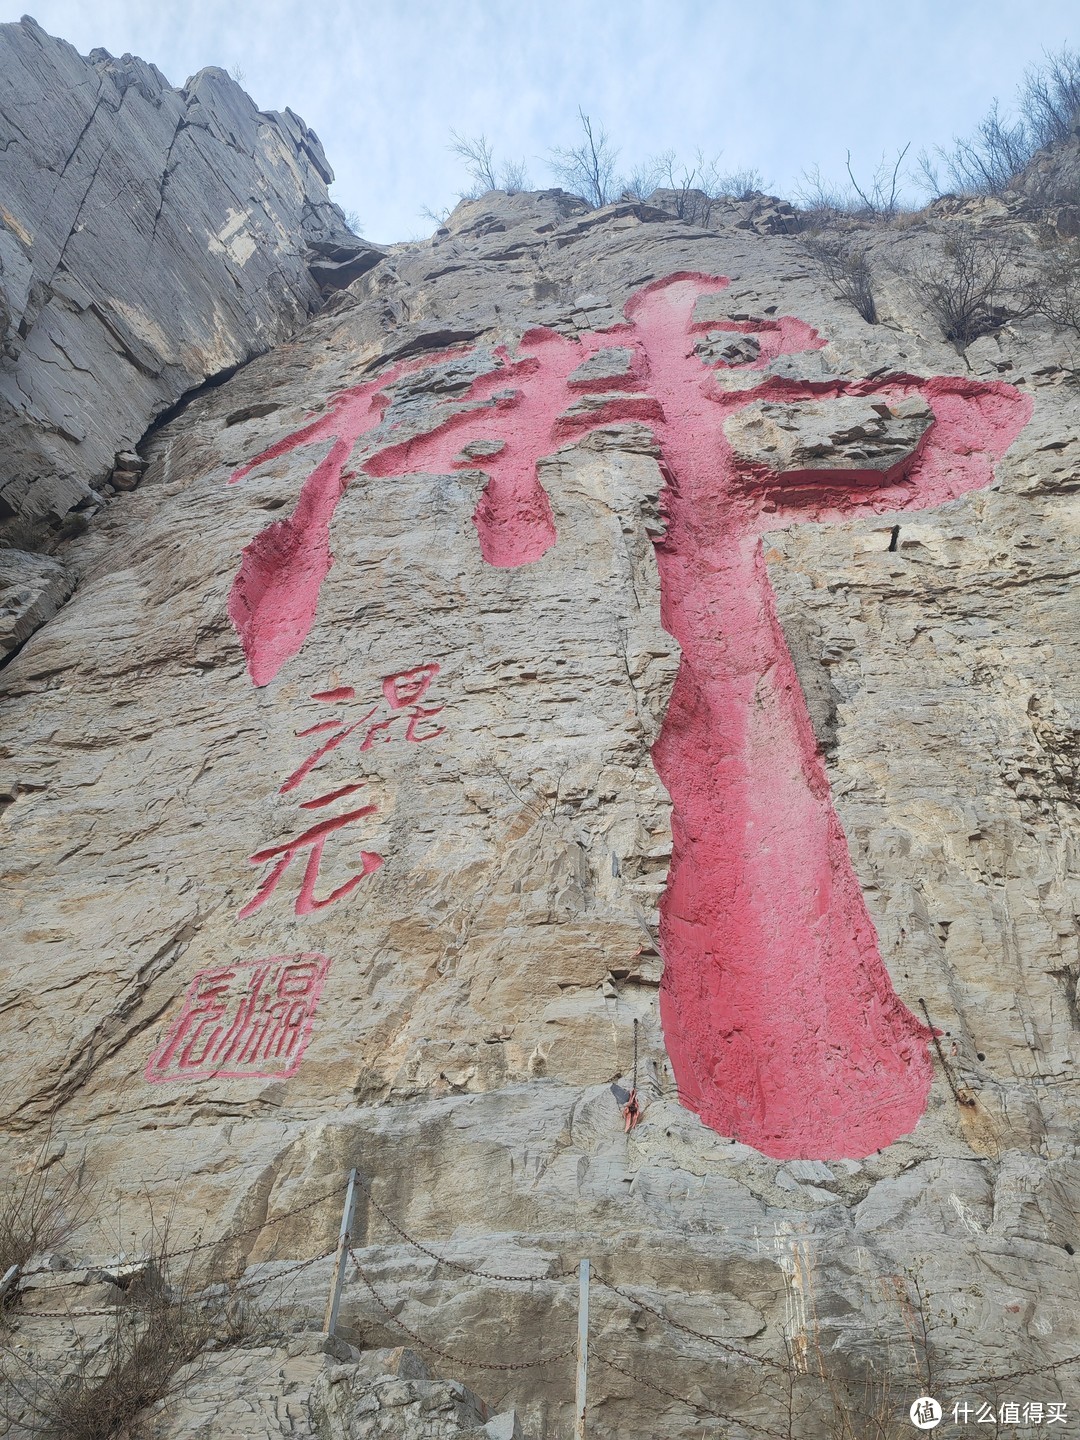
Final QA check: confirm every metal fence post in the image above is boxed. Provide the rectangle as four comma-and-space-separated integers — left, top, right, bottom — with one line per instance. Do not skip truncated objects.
323, 1168, 358, 1337
575, 1257, 590, 1439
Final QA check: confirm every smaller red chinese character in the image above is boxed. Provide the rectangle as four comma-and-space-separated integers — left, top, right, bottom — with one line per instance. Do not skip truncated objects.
145, 954, 331, 1082
283, 663, 445, 785
238, 804, 383, 919
383, 663, 440, 708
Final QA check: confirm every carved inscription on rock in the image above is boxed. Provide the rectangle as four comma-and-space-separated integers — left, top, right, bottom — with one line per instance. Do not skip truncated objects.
145, 954, 331, 1083
238, 664, 445, 920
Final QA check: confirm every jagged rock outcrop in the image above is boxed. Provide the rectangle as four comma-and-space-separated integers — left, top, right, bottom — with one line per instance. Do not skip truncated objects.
1007, 121, 1080, 234
647, 185, 802, 235
0, 545, 74, 654
1, 99, 1079, 1440
0, 14, 382, 563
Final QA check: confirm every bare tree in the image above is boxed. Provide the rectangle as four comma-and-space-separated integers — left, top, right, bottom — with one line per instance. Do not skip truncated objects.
711, 166, 765, 200
1019, 46, 1080, 149
933, 101, 1031, 196
662, 149, 706, 215
549, 108, 620, 208
794, 163, 856, 218
803, 234, 878, 323
620, 156, 665, 202
846, 144, 910, 218
924, 48, 1080, 199
449, 130, 498, 191
914, 149, 945, 199
657, 149, 724, 223
634, 149, 763, 224
897, 227, 1028, 350
795, 148, 911, 223
448, 131, 531, 198
500, 157, 530, 194
1019, 239, 1080, 333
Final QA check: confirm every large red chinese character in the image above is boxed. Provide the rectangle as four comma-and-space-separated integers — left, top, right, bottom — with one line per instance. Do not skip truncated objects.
226, 274, 1031, 1160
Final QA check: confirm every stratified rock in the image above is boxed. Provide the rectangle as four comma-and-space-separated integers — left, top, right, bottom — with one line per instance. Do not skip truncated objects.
0, 547, 74, 657
1008, 128, 1080, 233
646, 186, 803, 234
725, 394, 933, 476
308, 235, 387, 292
695, 330, 761, 365
0, 16, 378, 549
132, 1339, 528, 1439
0, 176, 1077, 1440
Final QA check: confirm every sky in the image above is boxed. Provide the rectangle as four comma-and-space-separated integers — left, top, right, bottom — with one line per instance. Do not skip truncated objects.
4, 1, 1078, 243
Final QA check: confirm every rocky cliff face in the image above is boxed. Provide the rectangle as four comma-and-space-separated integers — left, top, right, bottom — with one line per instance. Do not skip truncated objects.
0, 15, 381, 654
0, 96, 1078, 1440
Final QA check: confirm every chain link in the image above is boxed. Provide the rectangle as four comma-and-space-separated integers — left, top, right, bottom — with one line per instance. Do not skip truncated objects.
12, 1245, 337, 1321
8, 1305, 132, 1321
592, 1269, 787, 1372
355, 1175, 789, 1385
918, 999, 977, 1108
163, 1181, 346, 1260
11, 1163, 1069, 1415
348, 1248, 575, 1372
226, 1242, 336, 1300
4, 1175, 346, 1324
947, 1348, 1080, 1386
356, 1171, 577, 1283
595, 1353, 786, 1438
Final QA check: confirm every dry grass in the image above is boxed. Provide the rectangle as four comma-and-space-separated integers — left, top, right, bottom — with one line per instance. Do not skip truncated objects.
3, 1260, 270, 1439
802, 233, 878, 323
21, 1294, 212, 1438
0, 1190, 276, 1440
0, 1131, 91, 1290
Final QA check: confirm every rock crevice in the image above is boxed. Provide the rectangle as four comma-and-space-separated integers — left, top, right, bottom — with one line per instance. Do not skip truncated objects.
0, 15, 380, 560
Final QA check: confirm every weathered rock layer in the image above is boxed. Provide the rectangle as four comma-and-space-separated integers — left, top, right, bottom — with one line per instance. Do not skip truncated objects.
0, 15, 380, 565
1, 130, 1078, 1440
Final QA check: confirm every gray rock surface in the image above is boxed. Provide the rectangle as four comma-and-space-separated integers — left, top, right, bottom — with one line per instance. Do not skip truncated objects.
138, 1341, 527, 1440
0, 15, 379, 551
725, 394, 934, 475
0, 182, 1078, 1440
0, 1318, 528, 1440
0, 546, 74, 657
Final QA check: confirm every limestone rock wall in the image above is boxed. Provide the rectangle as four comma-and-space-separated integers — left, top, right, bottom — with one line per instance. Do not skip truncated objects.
1, 182, 1078, 1439
0, 15, 380, 562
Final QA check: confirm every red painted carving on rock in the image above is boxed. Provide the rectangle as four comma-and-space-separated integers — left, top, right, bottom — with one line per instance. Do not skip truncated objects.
145, 954, 331, 1082
238, 802, 384, 919
238, 665, 446, 919
227, 336, 653, 685
622, 276, 1030, 1159
227, 277, 1030, 1159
